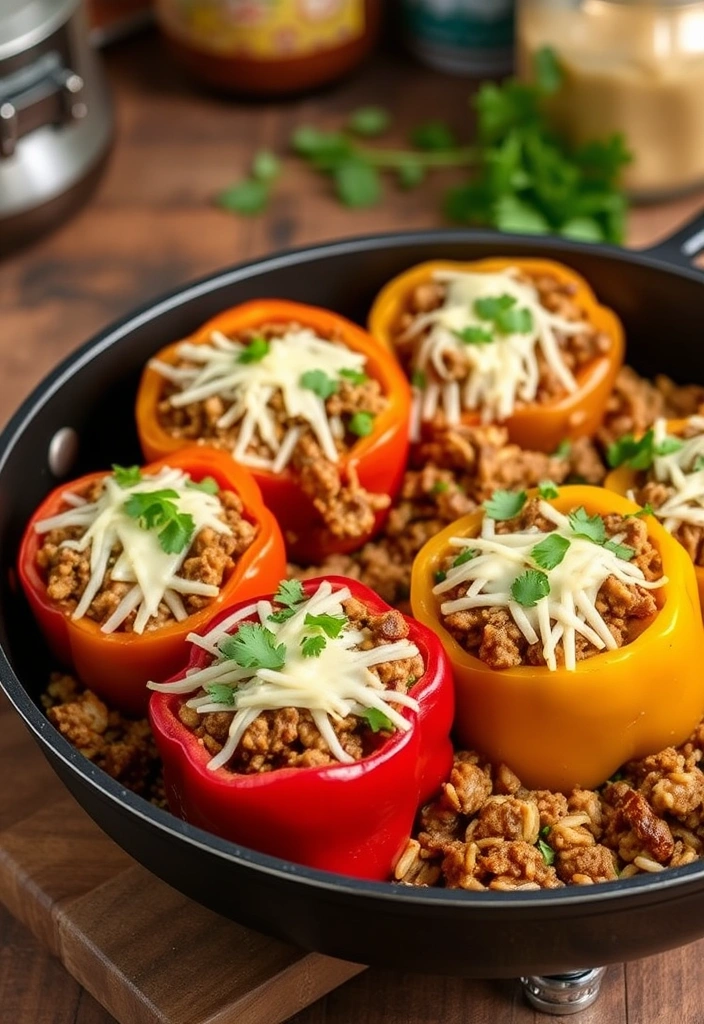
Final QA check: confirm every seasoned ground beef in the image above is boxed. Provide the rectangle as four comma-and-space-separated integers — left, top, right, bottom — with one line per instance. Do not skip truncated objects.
396, 725, 704, 890
156, 321, 390, 540
438, 499, 662, 669
177, 600, 424, 774
395, 272, 611, 410
598, 366, 704, 447
36, 482, 256, 631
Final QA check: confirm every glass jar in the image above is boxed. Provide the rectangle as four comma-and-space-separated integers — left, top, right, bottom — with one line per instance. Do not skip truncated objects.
154, 0, 380, 96
516, 0, 704, 200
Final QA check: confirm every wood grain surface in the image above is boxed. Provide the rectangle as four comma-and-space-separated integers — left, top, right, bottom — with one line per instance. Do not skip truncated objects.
2, 30, 704, 1024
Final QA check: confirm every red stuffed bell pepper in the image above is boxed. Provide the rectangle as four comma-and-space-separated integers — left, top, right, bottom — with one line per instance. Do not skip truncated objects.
18, 446, 286, 716
135, 299, 412, 564
148, 575, 455, 879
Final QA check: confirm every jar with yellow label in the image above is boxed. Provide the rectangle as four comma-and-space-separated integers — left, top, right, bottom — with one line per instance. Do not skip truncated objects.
155, 0, 380, 95
516, 0, 704, 201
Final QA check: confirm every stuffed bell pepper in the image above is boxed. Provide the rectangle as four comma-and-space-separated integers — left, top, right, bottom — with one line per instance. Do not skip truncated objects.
368, 258, 624, 453
18, 446, 286, 715
135, 299, 412, 564
410, 484, 704, 793
148, 575, 455, 879
605, 415, 704, 609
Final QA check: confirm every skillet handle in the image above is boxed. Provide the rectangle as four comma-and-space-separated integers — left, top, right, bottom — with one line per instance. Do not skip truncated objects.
641, 208, 704, 271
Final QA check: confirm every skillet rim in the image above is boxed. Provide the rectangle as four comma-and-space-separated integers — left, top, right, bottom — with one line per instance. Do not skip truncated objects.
2, 226, 704, 915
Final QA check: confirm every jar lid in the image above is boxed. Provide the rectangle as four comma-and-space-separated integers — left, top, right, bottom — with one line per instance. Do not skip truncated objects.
0, 0, 79, 64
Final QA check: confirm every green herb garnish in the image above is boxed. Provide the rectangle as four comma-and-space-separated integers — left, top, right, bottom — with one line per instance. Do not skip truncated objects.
206, 683, 236, 706
511, 569, 550, 607
434, 570, 447, 584
474, 294, 533, 335
339, 367, 367, 385
537, 480, 559, 499
411, 369, 426, 389
625, 503, 655, 519
347, 106, 391, 138
553, 439, 572, 460
607, 429, 684, 471
530, 534, 570, 570
300, 369, 338, 400
124, 489, 195, 554
215, 149, 281, 215
268, 579, 306, 622
112, 465, 142, 488
301, 634, 327, 658
304, 612, 346, 639
348, 411, 375, 437
187, 476, 219, 494
484, 489, 527, 521
452, 549, 476, 568
454, 325, 494, 345
568, 507, 606, 545
220, 623, 286, 670
410, 121, 457, 151
431, 481, 449, 495
237, 335, 269, 364
537, 838, 555, 866
604, 540, 636, 561
362, 707, 394, 732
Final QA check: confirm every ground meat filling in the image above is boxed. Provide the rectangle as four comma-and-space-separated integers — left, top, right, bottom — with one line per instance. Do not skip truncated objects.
396, 725, 704, 890
438, 500, 662, 670
394, 273, 611, 422
155, 321, 390, 540
36, 480, 256, 631
177, 600, 424, 774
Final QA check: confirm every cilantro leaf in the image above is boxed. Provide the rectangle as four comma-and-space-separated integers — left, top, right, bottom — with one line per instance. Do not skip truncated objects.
252, 149, 281, 183
220, 623, 286, 670
411, 121, 457, 151
397, 158, 425, 189
534, 46, 563, 95
511, 569, 550, 607
274, 579, 305, 609
484, 489, 527, 521
334, 161, 382, 208
216, 179, 270, 216
206, 683, 236, 706
434, 570, 447, 584
431, 481, 449, 495
625, 503, 655, 519
187, 476, 219, 494
606, 431, 654, 470
301, 634, 327, 658
531, 533, 570, 570
124, 489, 195, 554
300, 369, 338, 400
654, 437, 684, 457
347, 106, 391, 137
693, 456, 704, 473
237, 335, 269, 364
339, 367, 367, 385
348, 411, 375, 437
454, 325, 494, 345
159, 514, 195, 554
537, 480, 559, 499
304, 612, 346, 639
568, 507, 606, 545
362, 707, 394, 732
495, 305, 533, 335
112, 464, 142, 488
554, 439, 572, 460
291, 126, 354, 168
474, 294, 516, 320
537, 838, 555, 866
604, 540, 636, 561
411, 369, 426, 389
452, 549, 476, 568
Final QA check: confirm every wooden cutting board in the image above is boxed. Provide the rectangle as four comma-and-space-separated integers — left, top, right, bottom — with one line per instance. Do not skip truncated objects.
0, 694, 365, 1024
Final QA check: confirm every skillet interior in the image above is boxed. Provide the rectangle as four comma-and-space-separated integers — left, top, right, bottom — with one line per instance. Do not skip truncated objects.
1, 229, 704, 978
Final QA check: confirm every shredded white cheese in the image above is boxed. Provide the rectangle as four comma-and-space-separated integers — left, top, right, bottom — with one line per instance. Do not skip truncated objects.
150, 327, 369, 471
638, 416, 704, 532
433, 501, 666, 672
148, 580, 421, 768
33, 467, 232, 634
404, 268, 591, 439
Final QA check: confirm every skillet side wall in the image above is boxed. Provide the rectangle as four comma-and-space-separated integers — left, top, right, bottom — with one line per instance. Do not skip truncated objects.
1, 232, 703, 976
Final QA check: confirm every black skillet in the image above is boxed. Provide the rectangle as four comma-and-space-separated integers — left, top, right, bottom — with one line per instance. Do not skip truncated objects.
1, 213, 704, 981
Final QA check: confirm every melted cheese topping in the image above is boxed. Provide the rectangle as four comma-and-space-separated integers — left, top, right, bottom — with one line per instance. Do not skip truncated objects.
34, 467, 232, 634
148, 580, 421, 768
433, 501, 666, 671
404, 268, 590, 439
641, 416, 704, 532
150, 327, 369, 471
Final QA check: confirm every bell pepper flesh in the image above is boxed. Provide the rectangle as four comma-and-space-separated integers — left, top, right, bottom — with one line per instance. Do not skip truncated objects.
605, 419, 704, 613
410, 485, 704, 793
17, 446, 287, 716
148, 576, 455, 879
368, 258, 625, 454
135, 299, 412, 564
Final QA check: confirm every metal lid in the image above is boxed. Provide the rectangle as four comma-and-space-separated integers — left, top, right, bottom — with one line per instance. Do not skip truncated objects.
0, 0, 79, 64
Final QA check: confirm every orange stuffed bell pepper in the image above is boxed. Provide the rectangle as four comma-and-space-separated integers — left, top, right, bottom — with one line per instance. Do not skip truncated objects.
605, 414, 704, 611
18, 446, 286, 715
135, 299, 412, 564
368, 257, 624, 454
410, 483, 704, 793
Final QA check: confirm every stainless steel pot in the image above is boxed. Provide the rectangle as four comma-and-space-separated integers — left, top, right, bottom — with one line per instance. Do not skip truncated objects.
0, 0, 113, 254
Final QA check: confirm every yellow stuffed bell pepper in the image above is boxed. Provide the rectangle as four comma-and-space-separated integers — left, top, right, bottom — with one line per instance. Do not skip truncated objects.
368, 257, 624, 454
410, 484, 704, 793
605, 417, 704, 613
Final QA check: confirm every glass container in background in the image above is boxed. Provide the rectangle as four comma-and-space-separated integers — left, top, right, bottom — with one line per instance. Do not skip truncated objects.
517, 0, 704, 201
154, 0, 381, 95
401, 0, 515, 76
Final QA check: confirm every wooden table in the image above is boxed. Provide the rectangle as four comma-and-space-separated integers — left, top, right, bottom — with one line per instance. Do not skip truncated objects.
2, 31, 704, 1024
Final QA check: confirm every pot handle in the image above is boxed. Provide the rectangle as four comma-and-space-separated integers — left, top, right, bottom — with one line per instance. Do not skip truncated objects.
641, 208, 704, 271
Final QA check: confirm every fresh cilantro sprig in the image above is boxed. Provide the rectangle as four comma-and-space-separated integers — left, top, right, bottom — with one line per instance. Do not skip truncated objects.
362, 707, 394, 732
511, 569, 550, 607
531, 533, 570, 570
568, 507, 635, 561
606, 429, 683, 471
454, 325, 494, 345
537, 838, 555, 866
348, 411, 375, 438
206, 683, 236, 706
220, 622, 286, 670
538, 480, 560, 499
215, 149, 282, 216
124, 489, 195, 554
300, 369, 338, 400
187, 476, 219, 494
625, 503, 655, 519
474, 295, 533, 335
301, 635, 326, 658
304, 612, 346, 638
452, 548, 476, 568
113, 465, 142, 488
268, 579, 306, 623
237, 335, 269, 364
484, 489, 527, 521
339, 367, 367, 385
